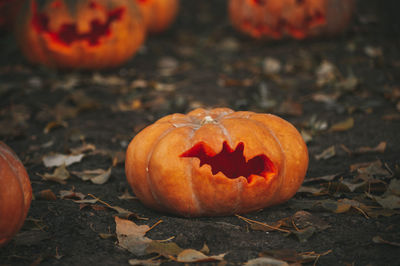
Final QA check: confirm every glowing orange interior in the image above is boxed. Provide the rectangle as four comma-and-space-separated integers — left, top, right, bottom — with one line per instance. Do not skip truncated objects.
31, 1, 125, 46
180, 141, 276, 180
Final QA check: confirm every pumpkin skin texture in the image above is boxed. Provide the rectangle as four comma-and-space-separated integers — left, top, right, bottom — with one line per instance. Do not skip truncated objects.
125, 108, 308, 217
15, 0, 146, 69
229, 0, 355, 39
0, 142, 32, 247
136, 0, 179, 33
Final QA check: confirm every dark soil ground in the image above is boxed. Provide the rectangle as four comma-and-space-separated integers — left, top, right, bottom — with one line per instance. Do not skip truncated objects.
1, 1, 400, 265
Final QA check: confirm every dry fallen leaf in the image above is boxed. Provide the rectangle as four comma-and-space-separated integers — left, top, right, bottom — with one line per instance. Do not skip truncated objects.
315, 60, 337, 86
35, 189, 57, 201
128, 258, 161, 266
115, 216, 152, 256
43, 153, 84, 168
38, 164, 70, 184
263, 57, 281, 75
259, 249, 332, 265
366, 193, 400, 210
146, 241, 183, 257
315, 146, 336, 160
71, 167, 112, 185
372, 236, 400, 247
59, 189, 86, 200
355, 141, 387, 154
174, 249, 226, 263
118, 190, 138, 200
297, 186, 327, 196
330, 117, 354, 132
244, 257, 289, 266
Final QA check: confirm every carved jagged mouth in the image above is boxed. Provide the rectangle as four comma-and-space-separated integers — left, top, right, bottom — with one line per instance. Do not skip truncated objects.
180, 141, 276, 180
31, 1, 125, 47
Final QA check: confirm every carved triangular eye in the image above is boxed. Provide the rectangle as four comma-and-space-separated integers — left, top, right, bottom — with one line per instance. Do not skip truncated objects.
181, 141, 276, 180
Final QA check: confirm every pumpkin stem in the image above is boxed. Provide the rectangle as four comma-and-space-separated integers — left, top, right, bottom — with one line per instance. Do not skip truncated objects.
201, 116, 216, 125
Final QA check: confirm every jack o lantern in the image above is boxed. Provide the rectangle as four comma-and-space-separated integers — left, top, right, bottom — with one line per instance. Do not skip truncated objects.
15, 0, 146, 69
125, 108, 308, 217
136, 0, 179, 33
229, 0, 355, 39
0, 142, 32, 246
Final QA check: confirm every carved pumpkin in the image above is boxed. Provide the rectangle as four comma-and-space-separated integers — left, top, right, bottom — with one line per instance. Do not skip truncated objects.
15, 0, 146, 69
125, 108, 308, 217
136, 0, 179, 33
0, 142, 32, 246
229, 0, 355, 39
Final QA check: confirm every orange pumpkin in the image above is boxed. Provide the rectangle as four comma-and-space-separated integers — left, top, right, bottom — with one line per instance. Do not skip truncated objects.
125, 108, 308, 217
229, 0, 355, 39
0, 142, 32, 246
136, 0, 179, 33
15, 0, 146, 69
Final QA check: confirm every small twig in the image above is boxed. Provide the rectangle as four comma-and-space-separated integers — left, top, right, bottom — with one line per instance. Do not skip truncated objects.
147, 220, 163, 232
352, 206, 370, 219
88, 193, 112, 208
235, 214, 291, 233
158, 236, 175, 243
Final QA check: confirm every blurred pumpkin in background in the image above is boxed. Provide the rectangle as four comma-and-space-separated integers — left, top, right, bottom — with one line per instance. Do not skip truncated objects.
125, 108, 308, 217
229, 0, 356, 39
136, 0, 179, 33
0, 142, 32, 247
15, 0, 146, 69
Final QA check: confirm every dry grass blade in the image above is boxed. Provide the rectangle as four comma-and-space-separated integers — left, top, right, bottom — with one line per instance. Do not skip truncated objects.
236, 214, 291, 233
88, 194, 147, 220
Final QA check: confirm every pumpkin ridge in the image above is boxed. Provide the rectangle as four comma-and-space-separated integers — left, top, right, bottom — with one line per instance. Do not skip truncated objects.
249, 115, 286, 186
185, 127, 204, 216
145, 125, 177, 210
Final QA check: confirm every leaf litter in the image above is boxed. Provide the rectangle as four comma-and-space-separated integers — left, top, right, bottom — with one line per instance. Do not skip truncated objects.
237, 211, 330, 242
115, 217, 226, 263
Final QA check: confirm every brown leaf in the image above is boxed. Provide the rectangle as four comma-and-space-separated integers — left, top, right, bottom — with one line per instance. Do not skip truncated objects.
297, 186, 327, 196
146, 241, 183, 257
330, 117, 354, 132
118, 190, 138, 200
315, 146, 336, 160
292, 211, 330, 231
42, 153, 84, 168
129, 258, 161, 266
35, 189, 57, 201
71, 167, 112, 185
115, 217, 152, 256
59, 189, 86, 200
38, 164, 70, 184
354, 160, 392, 179
244, 257, 289, 266
43, 120, 68, 134
372, 236, 400, 247
175, 249, 226, 263
354, 141, 387, 155
366, 193, 400, 210
260, 249, 332, 264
